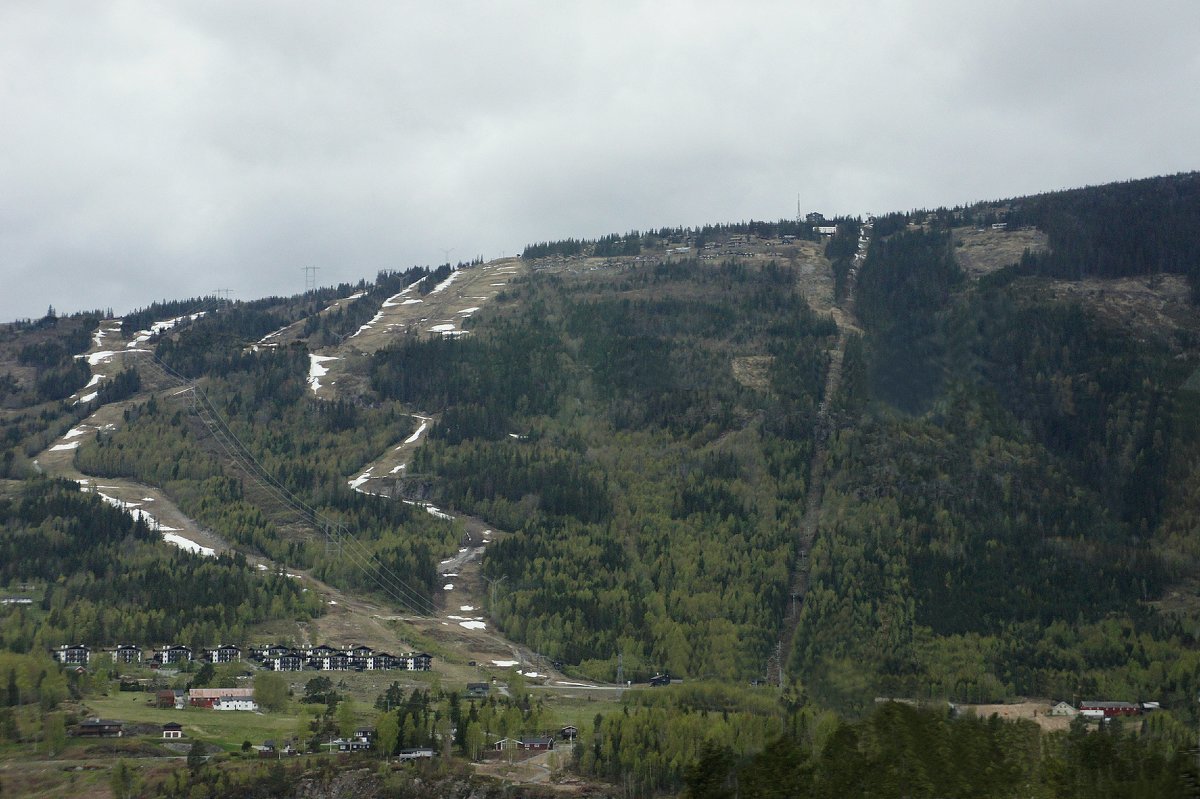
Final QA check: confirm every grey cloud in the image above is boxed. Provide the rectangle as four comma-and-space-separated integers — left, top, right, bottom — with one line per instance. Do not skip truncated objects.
1, 1, 1197, 321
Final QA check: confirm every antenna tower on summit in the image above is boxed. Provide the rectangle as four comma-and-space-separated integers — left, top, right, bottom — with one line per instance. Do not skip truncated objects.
302, 266, 318, 293
796, 193, 802, 225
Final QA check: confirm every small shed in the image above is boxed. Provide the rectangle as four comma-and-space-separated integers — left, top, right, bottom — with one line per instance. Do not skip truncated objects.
162, 722, 184, 739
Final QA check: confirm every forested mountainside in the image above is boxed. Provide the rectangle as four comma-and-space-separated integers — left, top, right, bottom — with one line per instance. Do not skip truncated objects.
2, 172, 1200, 797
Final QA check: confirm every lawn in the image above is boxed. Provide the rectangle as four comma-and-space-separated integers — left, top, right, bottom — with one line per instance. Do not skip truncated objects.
84, 695, 300, 751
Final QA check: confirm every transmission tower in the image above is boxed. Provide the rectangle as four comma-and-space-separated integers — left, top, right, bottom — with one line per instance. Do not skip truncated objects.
302, 266, 319, 293
324, 521, 341, 559
796, 193, 802, 225
486, 574, 506, 608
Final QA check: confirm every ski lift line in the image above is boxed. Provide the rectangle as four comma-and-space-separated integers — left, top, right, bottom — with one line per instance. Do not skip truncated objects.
128, 350, 436, 616
143, 361, 436, 615
181, 392, 438, 611
194, 388, 439, 611
190, 401, 434, 614
144, 384, 434, 615
193, 392, 435, 615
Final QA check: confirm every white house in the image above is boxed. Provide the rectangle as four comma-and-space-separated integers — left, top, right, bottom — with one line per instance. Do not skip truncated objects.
1050, 701, 1077, 717
213, 697, 259, 711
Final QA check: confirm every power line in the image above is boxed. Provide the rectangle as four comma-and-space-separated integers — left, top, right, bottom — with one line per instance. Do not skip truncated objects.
130, 348, 435, 615
302, 266, 319, 293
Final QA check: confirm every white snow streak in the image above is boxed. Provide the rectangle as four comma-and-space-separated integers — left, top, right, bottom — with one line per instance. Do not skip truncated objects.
308, 355, 339, 393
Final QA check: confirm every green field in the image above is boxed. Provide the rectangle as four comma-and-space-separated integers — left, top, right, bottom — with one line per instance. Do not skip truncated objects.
84, 695, 303, 751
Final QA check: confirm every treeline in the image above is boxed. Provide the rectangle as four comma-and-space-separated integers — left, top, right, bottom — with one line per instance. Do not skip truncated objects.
572, 684, 1200, 797
0, 312, 99, 405
521, 219, 824, 259
1006, 172, 1200, 292
301, 267, 429, 346
671, 701, 1197, 799
869, 172, 1200, 296
0, 479, 321, 652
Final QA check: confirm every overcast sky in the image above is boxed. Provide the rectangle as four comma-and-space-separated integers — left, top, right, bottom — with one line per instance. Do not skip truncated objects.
2, 1, 1197, 322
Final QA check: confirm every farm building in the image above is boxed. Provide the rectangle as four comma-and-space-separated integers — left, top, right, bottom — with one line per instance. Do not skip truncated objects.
189, 688, 256, 708
1050, 701, 1078, 717
1079, 700, 1140, 718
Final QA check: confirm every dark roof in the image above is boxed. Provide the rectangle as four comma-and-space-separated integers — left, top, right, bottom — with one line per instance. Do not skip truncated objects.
1081, 700, 1136, 708
162, 722, 183, 730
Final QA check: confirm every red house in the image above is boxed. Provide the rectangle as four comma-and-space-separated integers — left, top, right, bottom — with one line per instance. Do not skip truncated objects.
1079, 700, 1140, 717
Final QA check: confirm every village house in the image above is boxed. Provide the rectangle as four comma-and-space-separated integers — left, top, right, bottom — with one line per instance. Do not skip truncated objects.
158, 644, 193, 665
1050, 701, 1078, 717
465, 683, 490, 700
250, 643, 292, 661
112, 644, 142, 664
267, 651, 305, 671
76, 718, 123, 738
52, 643, 90, 666
205, 644, 241, 663
330, 736, 372, 753
309, 651, 353, 671
213, 697, 259, 711
521, 737, 555, 751
155, 689, 181, 709
256, 740, 284, 758
189, 687, 256, 708
306, 644, 340, 660
358, 651, 399, 670
397, 747, 435, 760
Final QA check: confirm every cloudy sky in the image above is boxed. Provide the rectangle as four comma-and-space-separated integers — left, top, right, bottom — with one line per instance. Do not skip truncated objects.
2, 1, 1197, 322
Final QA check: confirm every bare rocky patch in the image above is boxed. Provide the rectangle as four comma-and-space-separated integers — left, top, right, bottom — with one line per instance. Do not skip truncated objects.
953, 227, 1048, 278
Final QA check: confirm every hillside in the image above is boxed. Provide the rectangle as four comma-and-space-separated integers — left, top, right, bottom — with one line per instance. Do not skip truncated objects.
2, 173, 1200, 796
